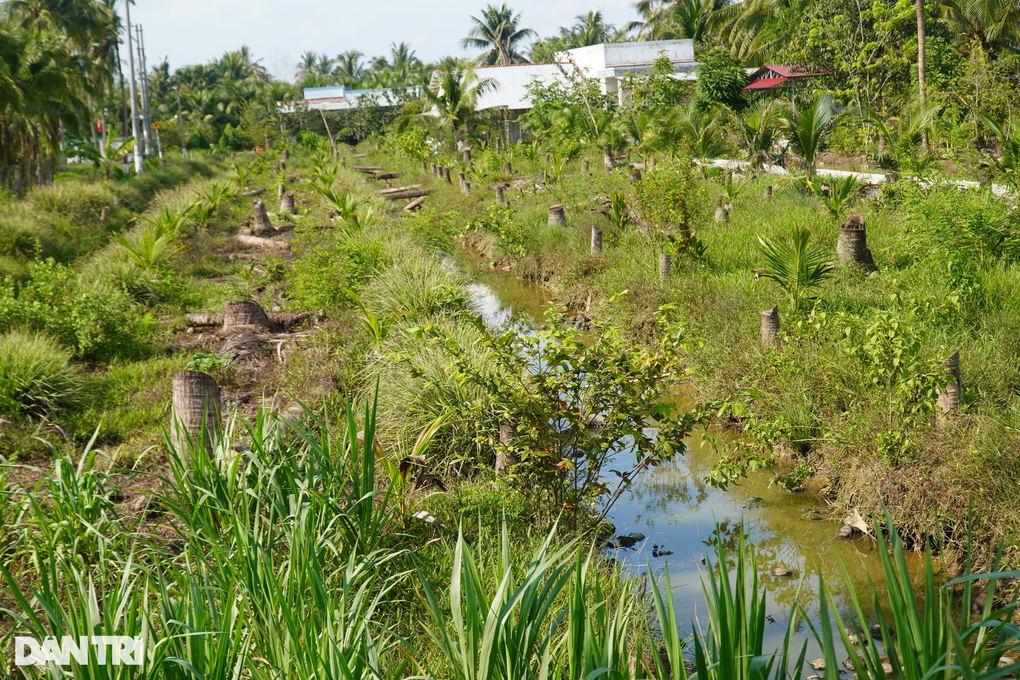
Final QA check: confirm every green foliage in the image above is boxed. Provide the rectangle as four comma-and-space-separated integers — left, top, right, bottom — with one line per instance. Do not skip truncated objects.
806, 173, 866, 219
185, 353, 231, 372
113, 203, 195, 270
753, 225, 835, 313
467, 204, 534, 259
903, 183, 1020, 264
629, 54, 691, 110
288, 228, 382, 310
413, 308, 716, 521
693, 47, 748, 111
630, 155, 704, 251
0, 258, 147, 361
784, 95, 838, 177
0, 330, 82, 417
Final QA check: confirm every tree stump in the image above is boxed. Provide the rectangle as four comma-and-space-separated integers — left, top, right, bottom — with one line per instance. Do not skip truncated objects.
100, 206, 110, 222
281, 149, 289, 162
421, 160, 428, 173
836, 213, 877, 271
430, 162, 437, 176
548, 204, 566, 227
459, 171, 469, 195
591, 225, 602, 254
252, 198, 273, 235
761, 305, 780, 347
628, 169, 642, 182
277, 183, 286, 201
937, 350, 961, 421
582, 159, 590, 174
715, 205, 729, 224
280, 190, 296, 214
171, 370, 221, 459
443, 166, 452, 185
764, 185, 773, 201
495, 137, 501, 152
503, 161, 512, 175
658, 253, 671, 281
222, 299, 283, 333
604, 143, 614, 172
496, 423, 518, 475
463, 148, 471, 164
273, 163, 280, 175
495, 185, 505, 204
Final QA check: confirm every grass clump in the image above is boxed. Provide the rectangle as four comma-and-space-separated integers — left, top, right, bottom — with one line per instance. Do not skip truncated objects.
0, 330, 82, 418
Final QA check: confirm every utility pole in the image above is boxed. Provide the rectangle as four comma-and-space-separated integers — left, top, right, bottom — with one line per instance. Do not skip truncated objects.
916, 0, 929, 155
176, 87, 188, 160
136, 25, 152, 157
124, 0, 143, 174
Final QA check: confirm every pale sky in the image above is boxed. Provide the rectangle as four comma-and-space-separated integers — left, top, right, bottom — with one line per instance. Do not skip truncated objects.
130, 0, 639, 81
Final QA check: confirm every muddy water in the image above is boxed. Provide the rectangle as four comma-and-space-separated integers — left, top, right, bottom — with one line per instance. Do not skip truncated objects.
453, 248, 923, 663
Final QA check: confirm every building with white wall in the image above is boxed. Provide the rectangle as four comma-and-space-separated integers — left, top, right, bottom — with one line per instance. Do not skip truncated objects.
556, 40, 697, 101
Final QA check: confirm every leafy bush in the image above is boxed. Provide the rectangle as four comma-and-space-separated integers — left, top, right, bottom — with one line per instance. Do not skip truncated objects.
0, 330, 82, 417
288, 229, 382, 310
903, 184, 1020, 264
0, 258, 148, 361
693, 47, 748, 111
467, 204, 534, 259
630, 155, 705, 251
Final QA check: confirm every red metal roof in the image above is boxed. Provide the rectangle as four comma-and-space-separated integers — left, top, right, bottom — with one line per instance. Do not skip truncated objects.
745, 77, 788, 90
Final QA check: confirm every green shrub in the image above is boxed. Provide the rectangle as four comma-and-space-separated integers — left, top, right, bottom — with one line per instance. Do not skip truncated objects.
630, 155, 705, 252
26, 181, 117, 225
0, 330, 82, 417
0, 258, 148, 361
903, 184, 1020, 264
288, 228, 383, 310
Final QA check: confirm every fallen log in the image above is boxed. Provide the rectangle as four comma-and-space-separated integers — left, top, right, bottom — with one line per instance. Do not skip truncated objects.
353, 165, 384, 172
383, 189, 434, 201
236, 234, 291, 251
239, 188, 265, 197
354, 153, 368, 158
374, 172, 401, 180
378, 184, 422, 195
186, 311, 311, 328
404, 196, 426, 212
186, 312, 223, 326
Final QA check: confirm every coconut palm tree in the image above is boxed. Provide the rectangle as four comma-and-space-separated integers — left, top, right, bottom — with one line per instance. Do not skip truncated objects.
559, 11, 617, 48
626, 0, 727, 41
783, 95, 838, 180
333, 50, 365, 86
462, 4, 536, 65
940, 0, 1020, 49
735, 99, 785, 174
754, 226, 835, 313
405, 65, 495, 139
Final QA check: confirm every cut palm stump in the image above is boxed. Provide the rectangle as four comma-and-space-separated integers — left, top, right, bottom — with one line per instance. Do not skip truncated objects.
548, 204, 567, 226
252, 198, 274, 235
280, 191, 296, 214
837, 213, 878, 271
761, 305, 780, 347
171, 370, 221, 459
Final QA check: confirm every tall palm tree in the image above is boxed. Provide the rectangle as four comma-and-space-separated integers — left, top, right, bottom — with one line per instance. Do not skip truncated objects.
333, 50, 365, 86
940, 0, 1020, 49
462, 4, 536, 65
626, 0, 727, 41
559, 11, 616, 48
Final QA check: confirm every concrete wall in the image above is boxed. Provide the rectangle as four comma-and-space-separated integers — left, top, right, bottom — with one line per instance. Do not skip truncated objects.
602, 40, 694, 67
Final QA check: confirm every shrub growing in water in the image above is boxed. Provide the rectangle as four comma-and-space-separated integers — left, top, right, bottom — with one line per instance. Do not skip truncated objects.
0, 330, 82, 417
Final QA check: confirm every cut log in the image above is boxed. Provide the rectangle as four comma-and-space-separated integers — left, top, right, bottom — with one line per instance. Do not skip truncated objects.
236, 234, 291, 251
378, 184, 422, 195
761, 305, 780, 347
548, 204, 566, 227
374, 172, 400, 180
239, 188, 265, 197
658, 253, 671, 281
354, 153, 368, 158
836, 213, 877, 271
383, 189, 435, 201
268, 311, 312, 327
186, 312, 224, 326
171, 371, 221, 459
404, 196, 426, 212
280, 191, 296, 214
252, 198, 273, 235
223, 299, 282, 333
353, 165, 384, 171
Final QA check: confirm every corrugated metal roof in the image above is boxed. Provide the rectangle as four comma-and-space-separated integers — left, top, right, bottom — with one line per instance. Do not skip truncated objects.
744, 77, 788, 90
430, 63, 575, 112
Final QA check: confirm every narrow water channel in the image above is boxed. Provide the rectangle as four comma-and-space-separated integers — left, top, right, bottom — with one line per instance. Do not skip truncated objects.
452, 248, 923, 665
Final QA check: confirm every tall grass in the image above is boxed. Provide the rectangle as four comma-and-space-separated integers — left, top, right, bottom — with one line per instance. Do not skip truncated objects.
0, 330, 82, 417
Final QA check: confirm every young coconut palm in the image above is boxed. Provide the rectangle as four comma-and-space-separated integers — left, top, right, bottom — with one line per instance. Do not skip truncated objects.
753, 225, 835, 313
783, 95, 838, 180
806, 174, 868, 220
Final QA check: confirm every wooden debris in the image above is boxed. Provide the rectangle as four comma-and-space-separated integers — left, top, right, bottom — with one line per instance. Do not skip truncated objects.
378, 184, 422, 195
236, 235, 291, 251
239, 187, 265, 197
353, 165, 384, 172
354, 153, 368, 158
383, 189, 434, 201
404, 196, 426, 212
374, 172, 400, 180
